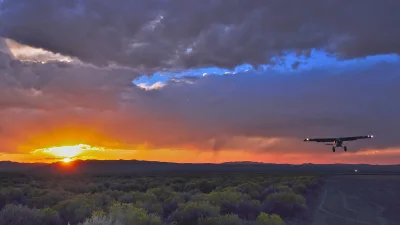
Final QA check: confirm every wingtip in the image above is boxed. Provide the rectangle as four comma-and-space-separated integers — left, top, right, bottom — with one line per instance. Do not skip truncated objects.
368, 134, 374, 138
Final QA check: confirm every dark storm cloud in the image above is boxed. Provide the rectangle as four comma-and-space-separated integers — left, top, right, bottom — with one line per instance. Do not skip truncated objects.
0, 0, 399, 71
0, 50, 139, 110
0, 38, 11, 55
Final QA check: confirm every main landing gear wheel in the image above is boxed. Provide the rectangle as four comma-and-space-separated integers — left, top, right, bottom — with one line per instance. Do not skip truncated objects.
344, 146, 347, 152
332, 147, 336, 152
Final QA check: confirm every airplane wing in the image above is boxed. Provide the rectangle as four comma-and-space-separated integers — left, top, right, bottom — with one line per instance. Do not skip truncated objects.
304, 138, 336, 143
304, 135, 373, 142
338, 135, 373, 141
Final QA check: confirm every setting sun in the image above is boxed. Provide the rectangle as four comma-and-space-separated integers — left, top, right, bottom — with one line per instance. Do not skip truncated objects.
63, 157, 72, 163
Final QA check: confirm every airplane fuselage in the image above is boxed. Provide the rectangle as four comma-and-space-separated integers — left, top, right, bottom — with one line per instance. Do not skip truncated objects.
331, 140, 346, 152
333, 140, 343, 147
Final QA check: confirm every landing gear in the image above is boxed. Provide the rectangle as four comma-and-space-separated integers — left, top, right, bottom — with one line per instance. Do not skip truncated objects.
344, 146, 347, 152
332, 147, 336, 152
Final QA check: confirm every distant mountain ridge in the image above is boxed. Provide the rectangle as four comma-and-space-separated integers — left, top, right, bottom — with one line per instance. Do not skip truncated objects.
221, 161, 268, 165
1, 160, 400, 175
0, 161, 47, 170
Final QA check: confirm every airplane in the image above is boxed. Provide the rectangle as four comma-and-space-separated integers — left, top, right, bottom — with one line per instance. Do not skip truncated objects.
303, 135, 374, 152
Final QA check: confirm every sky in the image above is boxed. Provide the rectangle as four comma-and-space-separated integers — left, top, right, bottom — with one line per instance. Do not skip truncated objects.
0, 0, 400, 164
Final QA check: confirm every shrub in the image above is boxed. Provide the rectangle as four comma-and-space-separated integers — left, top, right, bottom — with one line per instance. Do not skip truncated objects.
81, 214, 115, 225
41, 207, 63, 225
207, 190, 247, 206
80, 211, 120, 225
276, 186, 292, 193
0, 204, 61, 225
0, 204, 43, 225
134, 201, 163, 216
198, 214, 242, 225
189, 193, 208, 202
184, 180, 216, 193
261, 186, 280, 200
108, 203, 162, 225
303, 177, 323, 190
214, 186, 239, 192
27, 190, 70, 209
262, 192, 306, 218
253, 212, 285, 225
207, 190, 244, 215
147, 187, 176, 203
237, 182, 262, 199
167, 201, 220, 225
118, 191, 158, 204
102, 190, 125, 201
169, 183, 185, 192
0, 193, 5, 209
0, 188, 24, 204
292, 183, 307, 194
55, 193, 112, 224
236, 200, 261, 221
161, 193, 185, 217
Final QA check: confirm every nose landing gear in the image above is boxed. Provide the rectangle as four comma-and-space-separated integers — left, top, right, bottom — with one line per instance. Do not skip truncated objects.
332, 146, 347, 152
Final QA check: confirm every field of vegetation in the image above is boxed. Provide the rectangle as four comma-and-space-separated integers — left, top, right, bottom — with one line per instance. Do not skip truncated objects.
0, 172, 323, 225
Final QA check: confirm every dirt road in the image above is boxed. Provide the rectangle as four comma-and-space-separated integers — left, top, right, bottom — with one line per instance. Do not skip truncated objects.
312, 175, 400, 225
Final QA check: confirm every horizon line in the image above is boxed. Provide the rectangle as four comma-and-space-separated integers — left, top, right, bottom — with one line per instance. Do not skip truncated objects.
0, 159, 399, 166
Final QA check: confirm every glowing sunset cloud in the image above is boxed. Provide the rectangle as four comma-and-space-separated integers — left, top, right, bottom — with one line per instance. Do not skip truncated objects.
5, 39, 73, 63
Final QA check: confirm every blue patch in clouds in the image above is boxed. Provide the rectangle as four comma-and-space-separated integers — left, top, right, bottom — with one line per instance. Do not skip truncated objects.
133, 50, 399, 87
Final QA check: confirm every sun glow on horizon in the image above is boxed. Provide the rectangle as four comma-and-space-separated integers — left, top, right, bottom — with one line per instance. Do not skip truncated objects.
33, 144, 105, 162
